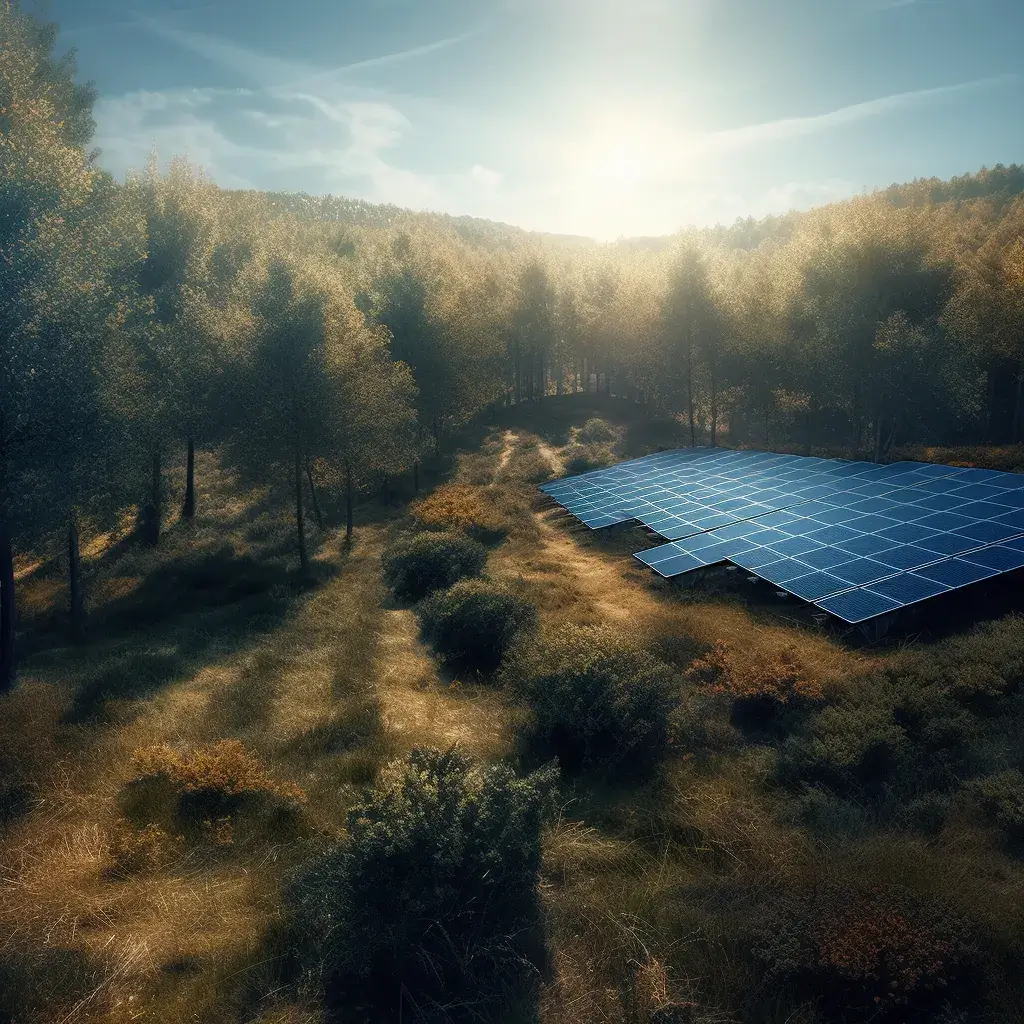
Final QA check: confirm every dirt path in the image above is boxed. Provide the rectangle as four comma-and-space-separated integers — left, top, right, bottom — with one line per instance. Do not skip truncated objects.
523, 505, 868, 682
495, 429, 518, 477
536, 440, 564, 477
374, 607, 512, 759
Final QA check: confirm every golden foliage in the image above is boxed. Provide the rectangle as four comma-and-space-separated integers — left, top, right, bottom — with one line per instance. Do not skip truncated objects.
410, 483, 514, 542
105, 822, 181, 877
685, 640, 823, 705
130, 739, 307, 807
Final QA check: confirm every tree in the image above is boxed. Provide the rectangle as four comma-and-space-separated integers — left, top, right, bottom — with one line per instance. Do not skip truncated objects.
122, 156, 223, 539
0, 0, 103, 685
661, 245, 720, 445
228, 254, 417, 561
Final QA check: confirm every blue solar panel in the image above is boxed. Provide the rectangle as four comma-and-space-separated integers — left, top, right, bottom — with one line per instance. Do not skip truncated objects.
869, 573, 951, 605
912, 492, 969, 512
876, 522, 940, 545
963, 545, 1024, 572
828, 557, 897, 587
785, 571, 853, 601
914, 558, 998, 588
847, 496, 901, 514
835, 533, 898, 558
544, 447, 1024, 624
955, 521, 1021, 544
754, 557, 819, 585
798, 546, 862, 571
815, 589, 902, 624
767, 536, 826, 558
808, 506, 865, 525
957, 501, 1016, 521
804, 524, 864, 546
873, 544, 943, 571
780, 517, 832, 536
995, 510, 1024, 531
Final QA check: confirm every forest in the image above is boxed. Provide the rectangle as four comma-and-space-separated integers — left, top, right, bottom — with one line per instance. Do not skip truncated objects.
4, 3, 1024, 1023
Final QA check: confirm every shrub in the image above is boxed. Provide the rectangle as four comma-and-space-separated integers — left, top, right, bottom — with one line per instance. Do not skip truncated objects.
892, 616, 1024, 702
777, 694, 909, 796
381, 532, 488, 602
104, 821, 181, 878
514, 626, 680, 780
756, 882, 981, 1020
286, 747, 559, 1024
777, 670, 975, 797
127, 739, 307, 821
577, 417, 617, 443
410, 484, 512, 544
686, 641, 822, 727
562, 444, 614, 476
968, 770, 1024, 840
417, 579, 537, 674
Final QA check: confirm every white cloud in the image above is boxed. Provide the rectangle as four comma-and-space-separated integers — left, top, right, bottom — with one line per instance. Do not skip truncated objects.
470, 164, 502, 188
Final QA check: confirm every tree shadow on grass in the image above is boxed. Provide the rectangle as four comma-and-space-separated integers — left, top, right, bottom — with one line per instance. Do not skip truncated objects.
33, 550, 340, 728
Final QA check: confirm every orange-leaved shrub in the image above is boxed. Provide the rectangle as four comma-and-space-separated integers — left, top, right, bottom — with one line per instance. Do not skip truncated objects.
410, 484, 513, 544
686, 641, 822, 727
128, 739, 307, 820
756, 882, 981, 1020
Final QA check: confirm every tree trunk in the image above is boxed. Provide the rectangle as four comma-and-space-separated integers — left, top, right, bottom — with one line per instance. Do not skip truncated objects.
305, 459, 324, 531
804, 408, 813, 457
295, 449, 308, 571
873, 413, 884, 463
413, 460, 420, 494
345, 462, 354, 545
710, 371, 718, 448
1014, 358, 1024, 444
556, 365, 564, 396
0, 512, 15, 693
764, 404, 770, 446
146, 448, 162, 546
181, 437, 196, 520
68, 511, 85, 643
381, 474, 390, 507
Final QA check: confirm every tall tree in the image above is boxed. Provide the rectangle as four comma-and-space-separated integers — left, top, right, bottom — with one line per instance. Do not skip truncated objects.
0, 0, 102, 686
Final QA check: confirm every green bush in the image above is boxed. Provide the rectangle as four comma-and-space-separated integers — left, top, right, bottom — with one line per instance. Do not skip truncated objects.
968, 769, 1024, 840
755, 881, 981, 1021
381, 532, 488, 602
777, 671, 976, 797
892, 616, 1024, 703
286, 747, 559, 1024
576, 417, 617, 443
514, 626, 680, 780
417, 579, 537, 674
562, 444, 614, 476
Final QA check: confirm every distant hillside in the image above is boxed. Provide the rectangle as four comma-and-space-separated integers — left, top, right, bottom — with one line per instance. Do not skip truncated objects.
228, 163, 1024, 255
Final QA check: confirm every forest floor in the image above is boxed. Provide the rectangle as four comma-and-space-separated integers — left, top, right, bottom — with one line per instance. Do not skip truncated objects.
2, 394, 1024, 1023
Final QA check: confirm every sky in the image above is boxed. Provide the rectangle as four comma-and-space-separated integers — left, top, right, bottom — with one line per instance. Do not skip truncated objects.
45, 0, 1024, 240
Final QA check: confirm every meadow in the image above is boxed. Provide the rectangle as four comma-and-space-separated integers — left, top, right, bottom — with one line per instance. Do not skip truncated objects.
2, 394, 1023, 1024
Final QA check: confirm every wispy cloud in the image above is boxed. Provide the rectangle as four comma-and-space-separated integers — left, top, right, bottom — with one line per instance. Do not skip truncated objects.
693, 75, 1016, 156
136, 15, 477, 91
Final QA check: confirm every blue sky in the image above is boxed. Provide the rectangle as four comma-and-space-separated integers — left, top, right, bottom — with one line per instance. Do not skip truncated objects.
50, 0, 1024, 239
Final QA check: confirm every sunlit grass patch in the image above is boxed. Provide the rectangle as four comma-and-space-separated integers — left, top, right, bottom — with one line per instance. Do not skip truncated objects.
410, 482, 521, 543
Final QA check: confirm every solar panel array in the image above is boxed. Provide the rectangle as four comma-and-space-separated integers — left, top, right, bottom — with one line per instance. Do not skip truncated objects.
539, 448, 1024, 624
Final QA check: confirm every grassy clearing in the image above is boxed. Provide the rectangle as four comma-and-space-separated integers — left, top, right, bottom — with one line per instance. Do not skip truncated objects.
3, 400, 1024, 1022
